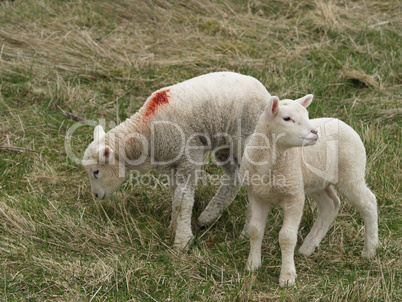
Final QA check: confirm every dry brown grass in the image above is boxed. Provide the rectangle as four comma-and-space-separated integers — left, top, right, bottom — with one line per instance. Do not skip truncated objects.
0, 0, 400, 300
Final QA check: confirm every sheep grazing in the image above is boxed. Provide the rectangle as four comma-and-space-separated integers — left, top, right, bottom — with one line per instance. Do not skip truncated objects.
240, 95, 378, 287
82, 72, 271, 250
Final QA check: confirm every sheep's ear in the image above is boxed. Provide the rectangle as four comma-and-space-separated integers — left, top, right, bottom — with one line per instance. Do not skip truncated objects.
295, 94, 313, 108
265, 96, 280, 121
94, 125, 106, 141
98, 145, 113, 163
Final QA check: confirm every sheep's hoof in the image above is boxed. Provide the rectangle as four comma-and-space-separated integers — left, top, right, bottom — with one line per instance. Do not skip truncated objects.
298, 244, 315, 257
361, 249, 376, 259
197, 212, 217, 227
168, 220, 175, 232
279, 272, 297, 287
279, 277, 296, 287
239, 230, 249, 241
239, 224, 249, 237
246, 258, 261, 272
173, 236, 194, 252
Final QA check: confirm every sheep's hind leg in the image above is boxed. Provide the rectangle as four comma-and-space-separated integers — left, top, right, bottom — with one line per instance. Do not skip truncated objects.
197, 156, 240, 226
299, 186, 340, 256
338, 181, 378, 258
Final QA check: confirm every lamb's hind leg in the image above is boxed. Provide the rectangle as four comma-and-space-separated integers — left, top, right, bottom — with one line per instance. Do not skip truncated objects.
299, 186, 340, 256
338, 181, 378, 258
198, 153, 240, 226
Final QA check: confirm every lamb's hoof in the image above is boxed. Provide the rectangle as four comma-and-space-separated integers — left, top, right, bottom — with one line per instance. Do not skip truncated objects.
279, 271, 296, 287
361, 249, 376, 259
197, 212, 217, 227
299, 244, 315, 257
168, 220, 174, 232
246, 259, 261, 272
173, 236, 194, 252
239, 229, 249, 241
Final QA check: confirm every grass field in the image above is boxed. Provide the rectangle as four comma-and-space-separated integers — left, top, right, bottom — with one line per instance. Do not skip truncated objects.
0, 0, 400, 300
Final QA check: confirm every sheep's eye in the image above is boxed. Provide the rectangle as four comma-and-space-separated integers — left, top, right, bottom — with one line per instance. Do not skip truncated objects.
93, 170, 99, 178
283, 116, 291, 121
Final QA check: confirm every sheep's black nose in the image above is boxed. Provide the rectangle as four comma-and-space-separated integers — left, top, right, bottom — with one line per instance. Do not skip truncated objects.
311, 129, 318, 135
95, 193, 98, 198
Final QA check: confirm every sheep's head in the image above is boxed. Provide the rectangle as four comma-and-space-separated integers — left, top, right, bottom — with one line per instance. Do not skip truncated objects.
82, 125, 126, 200
265, 94, 318, 148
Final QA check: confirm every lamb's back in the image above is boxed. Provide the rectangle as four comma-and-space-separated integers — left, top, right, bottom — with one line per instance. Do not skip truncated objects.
301, 118, 366, 192
145, 72, 270, 136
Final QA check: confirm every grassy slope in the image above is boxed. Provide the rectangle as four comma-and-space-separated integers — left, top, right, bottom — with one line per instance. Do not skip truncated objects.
0, 0, 400, 300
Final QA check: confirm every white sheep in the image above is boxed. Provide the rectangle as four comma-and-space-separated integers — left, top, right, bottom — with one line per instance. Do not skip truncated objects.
240, 95, 378, 287
82, 72, 271, 250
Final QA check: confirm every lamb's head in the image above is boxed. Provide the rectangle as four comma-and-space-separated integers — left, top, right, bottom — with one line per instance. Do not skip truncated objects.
264, 94, 318, 149
82, 125, 126, 200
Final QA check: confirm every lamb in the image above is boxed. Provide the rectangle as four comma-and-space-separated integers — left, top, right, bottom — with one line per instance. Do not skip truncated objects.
82, 72, 271, 250
239, 95, 378, 287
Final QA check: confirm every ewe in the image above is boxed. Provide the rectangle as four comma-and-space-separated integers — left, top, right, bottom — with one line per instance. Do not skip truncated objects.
240, 95, 378, 287
82, 72, 271, 250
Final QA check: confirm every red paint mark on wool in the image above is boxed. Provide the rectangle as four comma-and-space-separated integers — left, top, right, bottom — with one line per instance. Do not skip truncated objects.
143, 89, 170, 118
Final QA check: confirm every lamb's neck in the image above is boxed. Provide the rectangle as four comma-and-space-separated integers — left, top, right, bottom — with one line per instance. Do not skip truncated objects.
247, 122, 288, 170
108, 113, 144, 137
103, 113, 150, 170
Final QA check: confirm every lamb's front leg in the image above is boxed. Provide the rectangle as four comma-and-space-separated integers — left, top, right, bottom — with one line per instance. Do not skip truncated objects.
168, 183, 177, 232
278, 196, 304, 287
246, 192, 271, 271
171, 175, 197, 251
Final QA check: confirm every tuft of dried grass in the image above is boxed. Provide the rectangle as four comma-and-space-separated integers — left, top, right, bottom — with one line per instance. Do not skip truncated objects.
341, 66, 379, 88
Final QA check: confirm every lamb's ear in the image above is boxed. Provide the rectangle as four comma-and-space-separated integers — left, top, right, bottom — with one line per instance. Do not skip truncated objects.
264, 96, 280, 121
94, 125, 105, 142
98, 145, 113, 163
295, 94, 313, 108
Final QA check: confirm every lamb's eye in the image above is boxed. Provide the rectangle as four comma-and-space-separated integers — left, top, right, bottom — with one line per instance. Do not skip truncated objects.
93, 170, 99, 177
283, 116, 291, 121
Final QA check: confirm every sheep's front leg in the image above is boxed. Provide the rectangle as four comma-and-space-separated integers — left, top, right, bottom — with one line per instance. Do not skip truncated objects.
171, 174, 197, 251
278, 196, 304, 287
168, 183, 178, 232
246, 193, 271, 271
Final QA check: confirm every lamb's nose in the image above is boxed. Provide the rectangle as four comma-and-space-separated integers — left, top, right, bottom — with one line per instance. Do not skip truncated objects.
311, 129, 318, 135
95, 193, 98, 198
